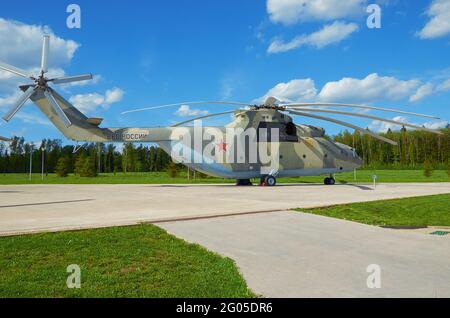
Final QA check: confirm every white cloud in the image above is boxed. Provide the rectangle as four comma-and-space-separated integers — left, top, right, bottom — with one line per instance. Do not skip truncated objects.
69, 87, 124, 114
369, 116, 408, 133
0, 18, 79, 69
257, 79, 317, 103
258, 73, 450, 104
0, 90, 24, 109
175, 105, 209, 117
268, 21, 358, 53
104, 87, 124, 104
437, 79, 450, 92
423, 120, 449, 130
267, 0, 366, 25
318, 73, 421, 103
14, 112, 52, 126
409, 83, 434, 102
418, 0, 450, 39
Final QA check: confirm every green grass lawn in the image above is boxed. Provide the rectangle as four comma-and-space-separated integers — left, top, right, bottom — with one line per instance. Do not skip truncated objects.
1, 169, 449, 184
296, 194, 450, 227
0, 224, 255, 298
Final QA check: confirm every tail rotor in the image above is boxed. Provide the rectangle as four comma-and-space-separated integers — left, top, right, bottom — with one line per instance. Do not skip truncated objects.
0, 35, 94, 127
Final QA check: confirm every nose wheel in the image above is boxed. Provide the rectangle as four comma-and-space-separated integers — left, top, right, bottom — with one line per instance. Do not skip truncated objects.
324, 176, 336, 185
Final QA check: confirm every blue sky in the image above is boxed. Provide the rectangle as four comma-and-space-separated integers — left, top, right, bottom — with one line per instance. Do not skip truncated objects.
0, 0, 449, 144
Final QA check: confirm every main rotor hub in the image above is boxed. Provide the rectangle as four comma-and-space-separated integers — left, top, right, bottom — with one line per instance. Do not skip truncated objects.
252, 104, 286, 111
36, 75, 48, 88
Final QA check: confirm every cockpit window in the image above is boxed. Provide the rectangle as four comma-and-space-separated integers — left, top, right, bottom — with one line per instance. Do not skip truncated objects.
257, 122, 298, 142
285, 122, 297, 136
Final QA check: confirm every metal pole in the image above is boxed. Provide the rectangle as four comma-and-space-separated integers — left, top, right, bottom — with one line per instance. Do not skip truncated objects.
41, 148, 44, 180
29, 150, 32, 181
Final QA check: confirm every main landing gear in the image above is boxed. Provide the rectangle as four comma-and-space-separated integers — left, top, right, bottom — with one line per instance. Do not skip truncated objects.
260, 175, 277, 187
324, 175, 336, 185
236, 179, 253, 186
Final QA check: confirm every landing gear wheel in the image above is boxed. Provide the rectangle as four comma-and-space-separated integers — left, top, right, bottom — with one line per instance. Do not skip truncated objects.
236, 179, 253, 186
324, 177, 336, 185
263, 175, 277, 187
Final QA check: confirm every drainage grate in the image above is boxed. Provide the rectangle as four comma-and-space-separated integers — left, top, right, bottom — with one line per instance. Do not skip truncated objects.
430, 231, 450, 236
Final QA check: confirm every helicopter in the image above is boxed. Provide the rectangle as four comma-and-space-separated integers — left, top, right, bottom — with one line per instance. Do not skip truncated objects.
0, 36, 444, 186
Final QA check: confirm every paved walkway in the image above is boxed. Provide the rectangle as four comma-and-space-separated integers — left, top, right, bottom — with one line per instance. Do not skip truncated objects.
161, 211, 450, 298
0, 183, 449, 236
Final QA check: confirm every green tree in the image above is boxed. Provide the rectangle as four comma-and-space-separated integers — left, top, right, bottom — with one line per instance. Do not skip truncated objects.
74, 154, 97, 177
166, 161, 179, 178
55, 157, 71, 177
74, 154, 86, 176
81, 155, 97, 177
423, 159, 433, 178
447, 160, 450, 178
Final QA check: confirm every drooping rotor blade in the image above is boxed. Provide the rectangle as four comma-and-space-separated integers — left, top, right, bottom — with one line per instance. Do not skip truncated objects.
0, 62, 34, 79
0, 136, 12, 142
2, 86, 36, 122
41, 35, 50, 74
283, 103, 440, 119
296, 108, 443, 135
121, 101, 253, 115
50, 74, 93, 85
172, 110, 236, 127
43, 90, 72, 127
287, 109, 398, 146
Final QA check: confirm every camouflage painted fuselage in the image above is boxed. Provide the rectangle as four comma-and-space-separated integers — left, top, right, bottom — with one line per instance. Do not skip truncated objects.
30, 88, 363, 179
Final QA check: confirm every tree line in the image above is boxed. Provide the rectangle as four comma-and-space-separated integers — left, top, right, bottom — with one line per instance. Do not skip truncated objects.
0, 138, 172, 174
0, 128, 449, 175
334, 128, 450, 169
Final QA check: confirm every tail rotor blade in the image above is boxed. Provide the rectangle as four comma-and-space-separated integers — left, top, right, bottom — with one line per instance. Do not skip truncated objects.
50, 74, 93, 85
43, 90, 72, 127
0, 62, 34, 79
2, 86, 36, 122
41, 35, 50, 74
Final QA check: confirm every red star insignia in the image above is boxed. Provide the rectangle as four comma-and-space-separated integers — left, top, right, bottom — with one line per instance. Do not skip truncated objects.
216, 140, 228, 152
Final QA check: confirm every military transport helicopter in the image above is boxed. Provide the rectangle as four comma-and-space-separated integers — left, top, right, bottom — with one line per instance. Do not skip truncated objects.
0, 36, 444, 186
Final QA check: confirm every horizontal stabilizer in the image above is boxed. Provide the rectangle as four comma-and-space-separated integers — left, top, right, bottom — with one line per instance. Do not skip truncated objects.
86, 118, 103, 126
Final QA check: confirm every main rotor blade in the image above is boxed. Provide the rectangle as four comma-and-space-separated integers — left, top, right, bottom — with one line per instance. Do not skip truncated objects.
287, 109, 398, 146
296, 108, 443, 135
171, 110, 236, 127
2, 86, 36, 122
0, 62, 34, 79
0, 136, 12, 142
41, 35, 50, 74
121, 101, 253, 115
50, 74, 93, 85
283, 103, 440, 119
44, 90, 72, 127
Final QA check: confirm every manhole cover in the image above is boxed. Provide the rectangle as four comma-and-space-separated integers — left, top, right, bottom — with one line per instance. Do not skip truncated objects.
430, 231, 450, 236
